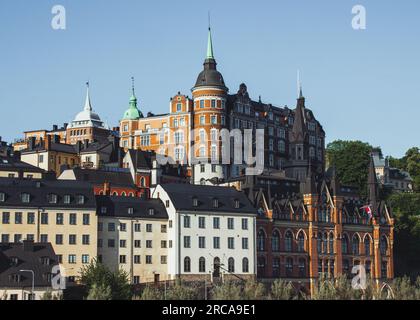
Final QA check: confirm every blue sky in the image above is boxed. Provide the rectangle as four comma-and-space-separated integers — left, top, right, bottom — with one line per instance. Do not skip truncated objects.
0, 0, 419, 157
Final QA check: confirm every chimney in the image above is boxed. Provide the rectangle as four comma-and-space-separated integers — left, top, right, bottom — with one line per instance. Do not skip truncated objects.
52, 125, 58, 131
45, 135, 52, 150
103, 182, 110, 195
22, 240, 35, 252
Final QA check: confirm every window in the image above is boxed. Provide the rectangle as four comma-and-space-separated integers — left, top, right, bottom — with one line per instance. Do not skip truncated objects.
364, 237, 371, 256
41, 212, 48, 225
200, 116, 205, 125
278, 140, 286, 153
286, 258, 293, 277
1, 212, 10, 224
108, 223, 115, 232
69, 213, 77, 225
299, 259, 306, 277
56, 213, 63, 225
146, 240, 152, 248
14, 234, 22, 243
120, 223, 127, 232
82, 235, 90, 245
27, 212, 35, 224
146, 256, 152, 264
342, 235, 349, 254
213, 217, 220, 229
183, 216, 190, 228
211, 115, 217, 125
108, 239, 115, 248
134, 240, 141, 248
184, 257, 191, 272
40, 234, 48, 243
68, 255, 76, 264
242, 258, 249, 273
199, 257, 206, 272
272, 231, 280, 252
242, 237, 249, 250
56, 234, 63, 245
76, 195, 85, 205
48, 194, 58, 204
242, 218, 248, 230
227, 218, 234, 230
380, 236, 388, 255
228, 258, 235, 273
15, 212, 22, 224
0, 193, 5, 202
161, 256, 167, 264
176, 103, 182, 112
161, 224, 167, 233
69, 235, 76, 245
199, 236, 206, 249
21, 193, 30, 203
213, 237, 220, 249
352, 236, 360, 255
198, 217, 205, 229
161, 240, 167, 248
1, 234, 9, 243
228, 237, 235, 249
200, 100, 204, 108
184, 236, 191, 248
134, 223, 141, 232
134, 255, 141, 264
211, 99, 216, 108
120, 255, 126, 264
82, 255, 90, 264
285, 231, 293, 252
257, 230, 265, 251
297, 232, 305, 252
83, 214, 90, 225
329, 233, 334, 254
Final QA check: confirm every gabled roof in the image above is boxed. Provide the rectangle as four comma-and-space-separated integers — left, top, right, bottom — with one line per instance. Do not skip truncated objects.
127, 149, 154, 169
0, 156, 45, 173
67, 168, 135, 187
0, 242, 58, 288
161, 183, 256, 214
96, 195, 167, 219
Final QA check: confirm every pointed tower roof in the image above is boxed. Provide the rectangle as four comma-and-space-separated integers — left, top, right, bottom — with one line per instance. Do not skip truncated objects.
122, 77, 143, 120
303, 164, 317, 194
84, 81, 92, 111
193, 24, 227, 91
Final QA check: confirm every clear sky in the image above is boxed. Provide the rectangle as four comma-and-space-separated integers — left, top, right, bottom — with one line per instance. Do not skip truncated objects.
0, 0, 419, 157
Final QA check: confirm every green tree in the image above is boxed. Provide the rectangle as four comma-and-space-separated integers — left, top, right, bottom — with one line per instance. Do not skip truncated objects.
79, 259, 131, 300
166, 280, 198, 300
389, 147, 420, 191
87, 283, 112, 300
242, 279, 266, 300
326, 140, 373, 196
137, 285, 164, 300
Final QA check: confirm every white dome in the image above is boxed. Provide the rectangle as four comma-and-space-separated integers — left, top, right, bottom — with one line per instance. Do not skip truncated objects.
74, 109, 101, 122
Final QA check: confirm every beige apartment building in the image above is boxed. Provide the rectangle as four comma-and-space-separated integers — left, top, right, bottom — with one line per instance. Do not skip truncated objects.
0, 178, 97, 283
96, 195, 168, 284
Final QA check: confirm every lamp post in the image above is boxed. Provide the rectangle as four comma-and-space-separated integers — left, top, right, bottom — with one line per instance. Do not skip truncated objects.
20, 269, 34, 300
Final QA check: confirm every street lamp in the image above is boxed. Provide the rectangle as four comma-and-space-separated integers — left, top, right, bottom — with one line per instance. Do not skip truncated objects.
20, 269, 34, 300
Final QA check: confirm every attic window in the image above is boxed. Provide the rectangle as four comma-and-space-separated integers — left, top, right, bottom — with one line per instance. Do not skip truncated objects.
128, 207, 134, 215
64, 195, 71, 204
0, 192, 5, 202
234, 199, 240, 209
213, 198, 219, 208
9, 274, 21, 283
101, 207, 107, 214
21, 193, 30, 203
40, 257, 50, 265
76, 195, 85, 205
148, 208, 155, 216
192, 197, 198, 207
48, 194, 58, 204
10, 257, 19, 267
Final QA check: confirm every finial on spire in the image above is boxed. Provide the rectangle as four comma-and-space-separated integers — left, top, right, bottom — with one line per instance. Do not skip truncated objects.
131, 76, 135, 96
84, 81, 92, 111
206, 13, 214, 60
297, 70, 303, 99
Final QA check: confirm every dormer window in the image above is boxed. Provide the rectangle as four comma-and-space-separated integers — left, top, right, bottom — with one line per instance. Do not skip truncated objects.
64, 195, 71, 204
76, 195, 85, 205
213, 198, 219, 208
234, 199, 240, 209
10, 257, 19, 267
0, 192, 5, 202
9, 274, 21, 283
128, 207, 134, 215
40, 257, 50, 265
21, 193, 30, 203
192, 197, 198, 207
148, 208, 155, 216
48, 194, 58, 204
101, 207, 107, 214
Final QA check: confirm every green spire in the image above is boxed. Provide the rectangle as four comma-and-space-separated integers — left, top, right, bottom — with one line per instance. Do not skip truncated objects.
206, 27, 214, 60
122, 77, 143, 120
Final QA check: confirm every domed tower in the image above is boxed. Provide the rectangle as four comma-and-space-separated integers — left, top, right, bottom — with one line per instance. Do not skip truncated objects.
120, 77, 143, 149
191, 26, 228, 185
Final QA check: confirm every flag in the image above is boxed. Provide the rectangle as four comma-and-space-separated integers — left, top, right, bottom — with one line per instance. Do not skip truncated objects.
360, 205, 372, 218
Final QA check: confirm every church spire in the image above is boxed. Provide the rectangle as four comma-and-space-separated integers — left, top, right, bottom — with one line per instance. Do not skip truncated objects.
206, 24, 214, 60
84, 81, 92, 111
368, 153, 378, 211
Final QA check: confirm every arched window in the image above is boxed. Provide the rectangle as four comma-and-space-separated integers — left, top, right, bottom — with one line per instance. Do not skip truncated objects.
272, 258, 280, 277
285, 231, 293, 252
199, 257, 206, 273
257, 230, 266, 251
343, 259, 350, 275
380, 236, 388, 255
297, 232, 305, 252
352, 235, 360, 255
317, 232, 323, 253
184, 257, 191, 273
228, 258, 235, 273
298, 258, 306, 277
242, 258, 249, 273
364, 237, 371, 256
112, 191, 118, 196
342, 234, 349, 254
257, 257, 266, 277
272, 230, 280, 252
121, 192, 126, 197
285, 257, 293, 276
329, 233, 334, 254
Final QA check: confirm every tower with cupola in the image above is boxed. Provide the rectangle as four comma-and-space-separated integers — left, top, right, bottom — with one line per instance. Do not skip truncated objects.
191, 26, 229, 185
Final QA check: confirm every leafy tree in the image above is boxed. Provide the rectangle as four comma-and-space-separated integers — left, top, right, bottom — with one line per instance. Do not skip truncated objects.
166, 280, 198, 300
87, 283, 112, 300
389, 147, 420, 191
137, 285, 164, 300
388, 193, 420, 278
326, 140, 373, 196
270, 279, 296, 300
78, 259, 131, 300
211, 281, 241, 300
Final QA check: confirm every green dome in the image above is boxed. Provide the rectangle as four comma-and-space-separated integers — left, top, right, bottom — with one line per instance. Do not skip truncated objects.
122, 93, 143, 120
